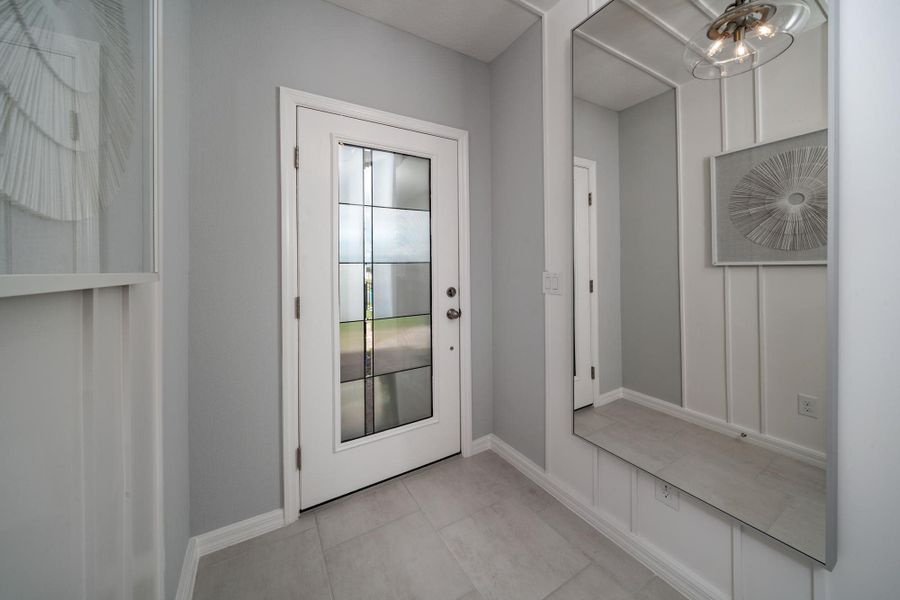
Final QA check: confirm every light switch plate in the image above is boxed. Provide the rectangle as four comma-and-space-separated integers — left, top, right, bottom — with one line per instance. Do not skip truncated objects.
542, 272, 562, 295
655, 479, 679, 511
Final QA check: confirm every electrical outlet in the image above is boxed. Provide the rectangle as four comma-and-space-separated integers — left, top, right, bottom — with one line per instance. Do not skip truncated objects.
798, 394, 818, 419
655, 479, 679, 511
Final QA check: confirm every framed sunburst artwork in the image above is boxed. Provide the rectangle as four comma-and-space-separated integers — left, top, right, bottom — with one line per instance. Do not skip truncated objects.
711, 129, 828, 265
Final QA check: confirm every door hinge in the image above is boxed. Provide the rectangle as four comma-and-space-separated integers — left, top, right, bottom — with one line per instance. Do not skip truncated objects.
591, 366, 596, 380
588, 192, 592, 206
294, 297, 300, 319
294, 146, 300, 170
296, 447, 302, 470
589, 279, 594, 293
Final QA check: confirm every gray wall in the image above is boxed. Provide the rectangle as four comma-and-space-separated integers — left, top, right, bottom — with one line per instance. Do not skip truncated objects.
189, 0, 494, 534
573, 97, 621, 395
162, 0, 191, 595
618, 90, 682, 405
489, 23, 545, 467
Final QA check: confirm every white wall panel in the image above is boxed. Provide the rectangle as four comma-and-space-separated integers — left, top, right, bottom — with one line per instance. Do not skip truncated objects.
635, 471, 734, 598
740, 527, 814, 600
762, 267, 827, 452
678, 78, 729, 420
0, 286, 160, 600
595, 449, 633, 530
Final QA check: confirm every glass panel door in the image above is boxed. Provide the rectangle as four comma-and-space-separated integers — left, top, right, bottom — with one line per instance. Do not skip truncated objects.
338, 144, 432, 442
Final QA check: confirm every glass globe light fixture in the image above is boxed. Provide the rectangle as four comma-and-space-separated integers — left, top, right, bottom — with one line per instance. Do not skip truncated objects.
683, 0, 811, 80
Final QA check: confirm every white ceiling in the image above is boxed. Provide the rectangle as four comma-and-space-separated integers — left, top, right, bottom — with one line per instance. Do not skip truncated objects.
321, 0, 558, 63
575, 0, 828, 111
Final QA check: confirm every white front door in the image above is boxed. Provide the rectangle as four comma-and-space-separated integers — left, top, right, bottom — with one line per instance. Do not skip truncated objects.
573, 161, 597, 410
296, 107, 461, 508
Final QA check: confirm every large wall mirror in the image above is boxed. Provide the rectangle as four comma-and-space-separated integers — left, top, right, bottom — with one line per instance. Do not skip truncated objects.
571, 0, 833, 567
0, 0, 157, 295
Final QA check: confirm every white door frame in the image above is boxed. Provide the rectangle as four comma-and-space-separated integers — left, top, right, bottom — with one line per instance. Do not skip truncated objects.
277, 87, 472, 524
574, 156, 602, 407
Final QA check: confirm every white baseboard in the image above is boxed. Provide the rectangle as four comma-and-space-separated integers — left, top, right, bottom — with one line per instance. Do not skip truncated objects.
487, 434, 727, 600
594, 387, 623, 408
174, 509, 285, 600
174, 538, 199, 600
470, 434, 493, 455
194, 509, 286, 556
620, 388, 826, 469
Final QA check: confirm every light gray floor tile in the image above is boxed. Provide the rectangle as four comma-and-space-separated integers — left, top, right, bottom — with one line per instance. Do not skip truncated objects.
440, 499, 590, 600
324, 511, 474, 600
544, 564, 633, 600
537, 502, 654, 593
766, 496, 827, 558
315, 480, 419, 549
633, 577, 686, 600
193, 526, 332, 600
756, 455, 826, 501
574, 408, 616, 438
199, 513, 318, 569
403, 451, 551, 529
579, 423, 684, 474
656, 453, 792, 531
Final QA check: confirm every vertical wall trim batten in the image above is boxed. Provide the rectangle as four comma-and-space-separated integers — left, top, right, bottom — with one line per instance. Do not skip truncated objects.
675, 87, 688, 410
752, 68, 769, 436
719, 78, 734, 423
629, 466, 639, 534
731, 522, 744, 600
120, 288, 134, 599
80, 289, 95, 600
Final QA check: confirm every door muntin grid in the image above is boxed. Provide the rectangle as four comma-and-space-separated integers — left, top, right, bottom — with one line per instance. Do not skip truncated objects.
337, 144, 433, 443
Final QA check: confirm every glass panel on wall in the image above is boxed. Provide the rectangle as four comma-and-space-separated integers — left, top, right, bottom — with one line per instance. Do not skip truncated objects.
337, 144, 433, 442
0, 0, 155, 275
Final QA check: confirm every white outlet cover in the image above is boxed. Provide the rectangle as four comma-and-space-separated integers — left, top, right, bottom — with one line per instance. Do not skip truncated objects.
655, 479, 679, 511
798, 393, 818, 418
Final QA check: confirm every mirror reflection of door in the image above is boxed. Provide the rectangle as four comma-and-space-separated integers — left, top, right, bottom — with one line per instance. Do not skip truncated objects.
573, 158, 598, 410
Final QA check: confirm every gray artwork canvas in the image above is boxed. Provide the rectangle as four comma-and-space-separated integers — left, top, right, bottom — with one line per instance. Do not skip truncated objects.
712, 129, 828, 265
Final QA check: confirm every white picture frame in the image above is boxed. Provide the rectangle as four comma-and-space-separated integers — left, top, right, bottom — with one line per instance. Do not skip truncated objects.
711, 129, 828, 266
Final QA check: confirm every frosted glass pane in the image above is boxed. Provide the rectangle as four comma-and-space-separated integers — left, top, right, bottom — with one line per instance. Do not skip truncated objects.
339, 322, 365, 382
339, 204, 364, 263
373, 315, 431, 375
374, 366, 432, 433
373, 263, 430, 319
340, 380, 365, 442
372, 150, 430, 210
373, 207, 430, 263
339, 145, 364, 205
339, 264, 365, 322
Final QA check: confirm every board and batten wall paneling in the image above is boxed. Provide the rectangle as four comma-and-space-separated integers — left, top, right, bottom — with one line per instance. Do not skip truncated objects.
0, 286, 160, 599
683, 26, 828, 452
545, 3, 826, 599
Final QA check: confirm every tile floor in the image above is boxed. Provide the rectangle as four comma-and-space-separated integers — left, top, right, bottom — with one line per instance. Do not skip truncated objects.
574, 399, 826, 562
193, 451, 685, 600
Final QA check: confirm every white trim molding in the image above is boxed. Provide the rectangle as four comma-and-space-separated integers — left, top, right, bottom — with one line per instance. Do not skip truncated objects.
174, 509, 286, 600
621, 388, 826, 469
277, 87, 474, 523
173, 538, 199, 600
594, 386, 623, 407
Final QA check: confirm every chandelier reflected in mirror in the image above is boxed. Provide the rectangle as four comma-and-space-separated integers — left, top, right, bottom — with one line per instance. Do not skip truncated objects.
683, 0, 810, 80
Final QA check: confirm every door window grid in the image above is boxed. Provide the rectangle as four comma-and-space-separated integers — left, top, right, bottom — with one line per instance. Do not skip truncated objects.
338, 144, 433, 442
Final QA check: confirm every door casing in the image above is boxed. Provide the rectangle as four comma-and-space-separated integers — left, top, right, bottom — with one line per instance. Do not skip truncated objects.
573, 156, 601, 409
277, 87, 473, 524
